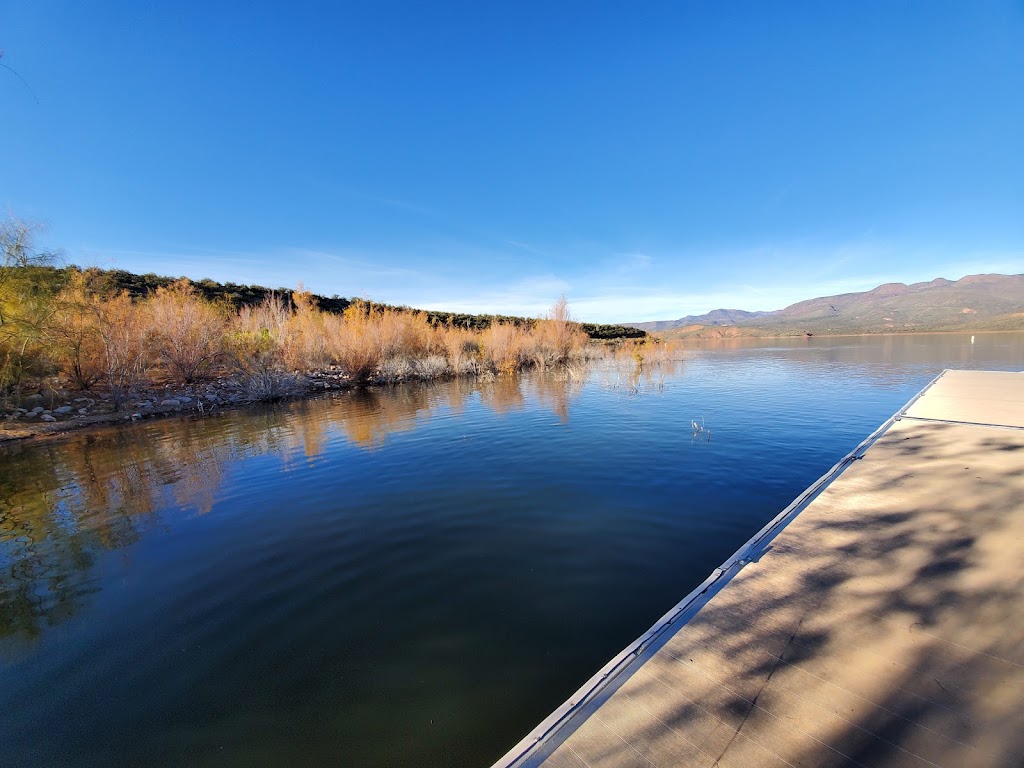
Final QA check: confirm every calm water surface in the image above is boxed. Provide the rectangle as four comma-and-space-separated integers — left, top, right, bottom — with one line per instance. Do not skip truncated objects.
2, 333, 1022, 767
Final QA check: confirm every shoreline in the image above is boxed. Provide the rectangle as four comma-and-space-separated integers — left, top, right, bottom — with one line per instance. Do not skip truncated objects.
4, 329, 1020, 448
0, 369, 416, 448
0, 359, 595, 448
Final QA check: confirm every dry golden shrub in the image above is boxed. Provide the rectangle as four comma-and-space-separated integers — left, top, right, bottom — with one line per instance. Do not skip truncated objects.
331, 301, 381, 383
481, 322, 525, 374
374, 307, 434, 360
285, 288, 330, 371
240, 293, 291, 338
90, 291, 153, 406
530, 295, 589, 367
227, 294, 302, 400
438, 326, 478, 375
609, 337, 685, 376
6, 260, 598, 404
146, 279, 226, 383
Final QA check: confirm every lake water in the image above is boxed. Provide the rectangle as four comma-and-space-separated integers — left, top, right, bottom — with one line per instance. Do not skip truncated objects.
2, 332, 1022, 767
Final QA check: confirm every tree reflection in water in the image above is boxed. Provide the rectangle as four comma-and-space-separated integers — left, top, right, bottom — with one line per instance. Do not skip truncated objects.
0, 371, 590, 646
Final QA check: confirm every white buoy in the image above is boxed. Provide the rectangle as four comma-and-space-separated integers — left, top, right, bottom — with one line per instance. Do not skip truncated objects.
971, 335, 975, 344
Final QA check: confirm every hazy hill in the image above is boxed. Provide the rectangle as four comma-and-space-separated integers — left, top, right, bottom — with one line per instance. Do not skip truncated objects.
630, 274, 1024, 338
638, 308, 775, 331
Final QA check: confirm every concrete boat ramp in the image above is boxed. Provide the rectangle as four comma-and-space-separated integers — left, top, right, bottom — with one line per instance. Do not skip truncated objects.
496, 369, 1024, 768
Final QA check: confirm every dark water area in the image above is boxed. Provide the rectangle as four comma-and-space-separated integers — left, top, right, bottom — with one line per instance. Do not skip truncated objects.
1, 332, 1022, 767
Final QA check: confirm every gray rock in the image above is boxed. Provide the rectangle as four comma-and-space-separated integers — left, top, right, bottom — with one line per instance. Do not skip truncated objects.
160, 398, 181, 407
79, 408, 89, 415
40, 414, 57, 422
24, 394, 44, 406
178, 396, 192, 403
30, 406, 44, 414
54, 406, 74, 415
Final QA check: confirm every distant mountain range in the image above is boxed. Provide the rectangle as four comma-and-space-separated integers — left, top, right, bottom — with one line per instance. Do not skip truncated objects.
629, 273, 1024, 338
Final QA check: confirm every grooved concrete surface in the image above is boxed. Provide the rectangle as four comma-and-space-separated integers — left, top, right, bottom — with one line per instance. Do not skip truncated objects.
537, 370, 1024, 767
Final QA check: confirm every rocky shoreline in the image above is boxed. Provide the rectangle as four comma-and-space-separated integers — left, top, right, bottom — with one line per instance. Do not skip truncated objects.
0, 367, 363, 445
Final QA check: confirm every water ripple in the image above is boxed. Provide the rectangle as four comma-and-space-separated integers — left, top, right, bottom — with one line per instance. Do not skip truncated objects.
0, 333, 1021, 767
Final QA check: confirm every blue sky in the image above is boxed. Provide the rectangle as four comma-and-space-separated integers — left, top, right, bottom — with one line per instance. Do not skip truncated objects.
2, 2, 1022, 322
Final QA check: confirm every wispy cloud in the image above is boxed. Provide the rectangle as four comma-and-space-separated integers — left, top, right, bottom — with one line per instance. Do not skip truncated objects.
504, 239, 548, 258
613, 252, 654, 276
330, 186, 436, 217
416, 275, 573, 318
69, 236, 1024, 325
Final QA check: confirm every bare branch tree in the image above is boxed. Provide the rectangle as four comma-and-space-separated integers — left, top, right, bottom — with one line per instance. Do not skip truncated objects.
0, 49, 40, 104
